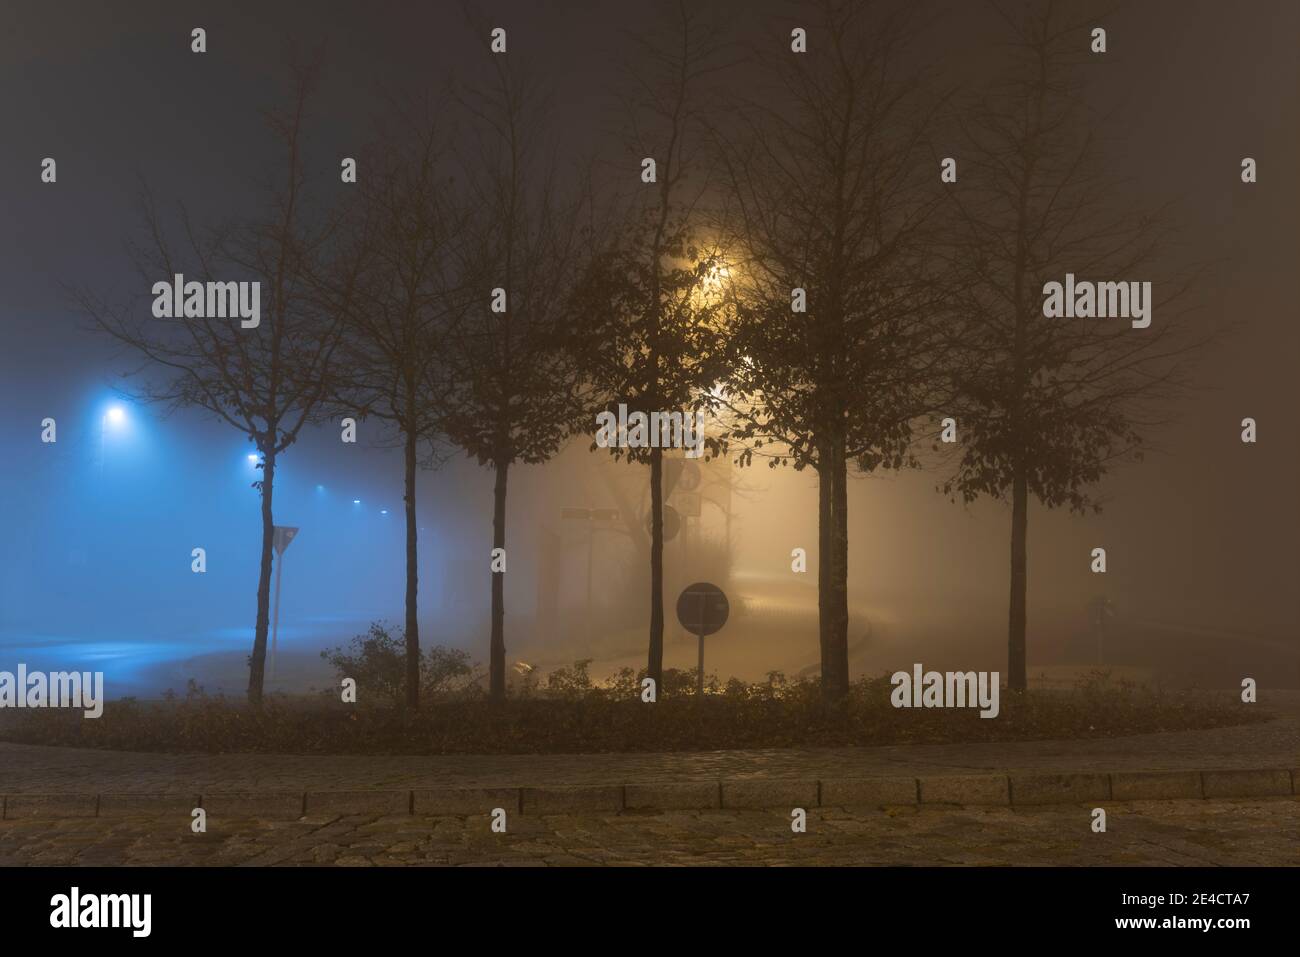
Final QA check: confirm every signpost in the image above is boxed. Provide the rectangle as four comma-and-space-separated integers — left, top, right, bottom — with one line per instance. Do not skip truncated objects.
676, 581, 729, 694
269, 525, 299, 684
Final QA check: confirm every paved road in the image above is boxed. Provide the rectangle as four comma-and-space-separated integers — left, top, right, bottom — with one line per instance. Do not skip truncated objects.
1, 798, 1294, 866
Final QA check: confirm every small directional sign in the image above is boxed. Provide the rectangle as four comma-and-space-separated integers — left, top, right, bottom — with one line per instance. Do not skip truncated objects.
272, 525, 298, 556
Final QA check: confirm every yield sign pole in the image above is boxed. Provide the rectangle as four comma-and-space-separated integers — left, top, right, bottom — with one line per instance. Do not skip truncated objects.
269, 526, 299, 685
675, 582, 729, 696
696, 590, 706, 695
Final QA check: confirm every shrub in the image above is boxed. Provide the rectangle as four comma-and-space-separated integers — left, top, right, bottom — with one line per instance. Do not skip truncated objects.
321, 621, 477, 708
0, 653, 1266, 756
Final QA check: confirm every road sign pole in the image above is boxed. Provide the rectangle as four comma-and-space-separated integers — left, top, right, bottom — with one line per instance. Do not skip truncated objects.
696, 629, 704, 695
676, 581, 729, 698
696, 592, 706, 694
266, 525, 299, 690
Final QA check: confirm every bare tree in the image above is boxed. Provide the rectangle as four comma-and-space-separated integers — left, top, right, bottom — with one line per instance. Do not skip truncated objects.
440, 53, 595, 701
326, 97, 469, 710
942, 1, 1207, 691
714, 0, 951, 700
74, 66, 353, 706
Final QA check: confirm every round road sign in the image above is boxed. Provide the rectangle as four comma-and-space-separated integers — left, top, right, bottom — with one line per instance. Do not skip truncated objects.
676, 581, 729, 637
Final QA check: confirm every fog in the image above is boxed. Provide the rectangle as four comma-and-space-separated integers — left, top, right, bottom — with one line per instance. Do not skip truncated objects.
1, 0, 1296, 696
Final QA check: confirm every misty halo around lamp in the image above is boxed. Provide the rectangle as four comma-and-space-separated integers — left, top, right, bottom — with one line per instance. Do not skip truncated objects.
98, 404, 128, 479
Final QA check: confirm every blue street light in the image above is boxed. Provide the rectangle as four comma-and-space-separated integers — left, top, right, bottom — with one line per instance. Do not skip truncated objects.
352, 499, 361, 505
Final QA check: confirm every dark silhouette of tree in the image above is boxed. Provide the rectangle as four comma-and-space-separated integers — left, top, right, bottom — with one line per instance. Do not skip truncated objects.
574, 0, 732, 695
713, 0, 950, 700
325, 98, 469, 711
439, 54, 595, 701
75, 65, 355, 706
942, 2, 1204, 692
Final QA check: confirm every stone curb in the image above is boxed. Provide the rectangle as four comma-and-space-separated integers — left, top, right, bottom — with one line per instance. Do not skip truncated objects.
1201, 768, 1292, 799
305, 789, 409, 817
522, 785, 623, 813
721, 780, 818, 809
920, 774, 1010, 805
625, 781, 720, 810
2, 767, 1295, 819
413, 787, 520, 815
1011, 772, 1111, 806
1110, 771, 1203, 801
201, 791, 305, 820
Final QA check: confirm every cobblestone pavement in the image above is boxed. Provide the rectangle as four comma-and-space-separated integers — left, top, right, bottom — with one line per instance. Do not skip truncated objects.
0, 798, 1294, 866
2, 697, 1296, 795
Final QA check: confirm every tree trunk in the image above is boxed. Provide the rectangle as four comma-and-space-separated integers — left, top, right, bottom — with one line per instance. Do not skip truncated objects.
815, 438, 833, 695
647, 445, 665, 692
489, 458, 509, 701
1007, 469, 1029, 692
247, 450, 276, 707
827, 428, 850, 700
403, 423, 420, 711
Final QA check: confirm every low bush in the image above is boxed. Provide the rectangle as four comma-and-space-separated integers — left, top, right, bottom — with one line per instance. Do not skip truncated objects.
320, 622, 478, 708
0, 660, 1265, 756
